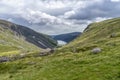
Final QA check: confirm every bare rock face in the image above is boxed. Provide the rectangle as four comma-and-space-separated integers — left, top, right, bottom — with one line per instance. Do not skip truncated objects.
91, 48, 101, 54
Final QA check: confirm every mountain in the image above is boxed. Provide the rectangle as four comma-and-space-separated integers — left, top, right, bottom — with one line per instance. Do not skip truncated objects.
62, 17, 120, 51
52, 32, 81, 43
0, 19, 57, 56
1, 18, 120, 80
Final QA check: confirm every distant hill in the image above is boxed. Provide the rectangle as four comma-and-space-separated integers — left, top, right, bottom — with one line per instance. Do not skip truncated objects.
0, 19, 57, 56
52, 32, 81, 43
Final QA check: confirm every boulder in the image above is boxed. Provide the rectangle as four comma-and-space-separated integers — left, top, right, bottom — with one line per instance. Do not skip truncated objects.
0, 56, 10, 62
91, 48, 101, 54
49, 49, 55, 53
110, 33, 117, 38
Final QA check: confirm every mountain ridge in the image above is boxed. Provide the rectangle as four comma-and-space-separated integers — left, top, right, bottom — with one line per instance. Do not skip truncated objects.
0, 19, 57, 56
52, 32, 81, 43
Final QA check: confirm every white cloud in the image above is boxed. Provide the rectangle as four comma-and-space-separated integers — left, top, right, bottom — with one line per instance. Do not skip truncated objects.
64, 10, 76, 18
94, 17, 111, 22
21, 9, 72, 25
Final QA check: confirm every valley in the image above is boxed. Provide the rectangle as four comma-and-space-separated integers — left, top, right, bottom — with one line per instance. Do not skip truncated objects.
0, 18, 120, 80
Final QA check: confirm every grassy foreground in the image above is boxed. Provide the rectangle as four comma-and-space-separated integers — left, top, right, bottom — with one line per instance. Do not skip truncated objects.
0, 48, 120, 80
0, 18, 120, 80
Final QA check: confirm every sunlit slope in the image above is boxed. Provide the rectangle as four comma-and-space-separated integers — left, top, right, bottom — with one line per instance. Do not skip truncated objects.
0, 21, 40, 56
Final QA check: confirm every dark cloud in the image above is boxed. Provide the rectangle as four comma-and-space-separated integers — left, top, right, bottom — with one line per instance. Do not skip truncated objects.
66, 0, 120, 20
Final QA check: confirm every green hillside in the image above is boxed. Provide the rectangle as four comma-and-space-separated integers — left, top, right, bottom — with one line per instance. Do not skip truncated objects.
0, 18, 120, 80
60, 17, 120, 52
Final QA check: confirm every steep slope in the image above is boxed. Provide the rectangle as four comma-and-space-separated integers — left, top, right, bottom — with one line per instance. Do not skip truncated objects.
61, 17, 120, 52
0, 18, 120, 80
0, 19, 57, 56
52, 32, 81, 43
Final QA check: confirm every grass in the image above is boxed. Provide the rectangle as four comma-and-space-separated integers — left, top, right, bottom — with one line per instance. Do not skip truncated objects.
0, 46, 120, 80
0, 18, 120, 80
0, 50, 20, 57
0, 45, 18, 53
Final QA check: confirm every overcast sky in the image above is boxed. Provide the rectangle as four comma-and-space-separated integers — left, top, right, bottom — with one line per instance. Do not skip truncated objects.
0, 0, 120, 35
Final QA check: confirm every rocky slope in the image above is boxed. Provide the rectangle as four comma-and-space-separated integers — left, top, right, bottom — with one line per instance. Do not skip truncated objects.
0, 19, 57, 56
